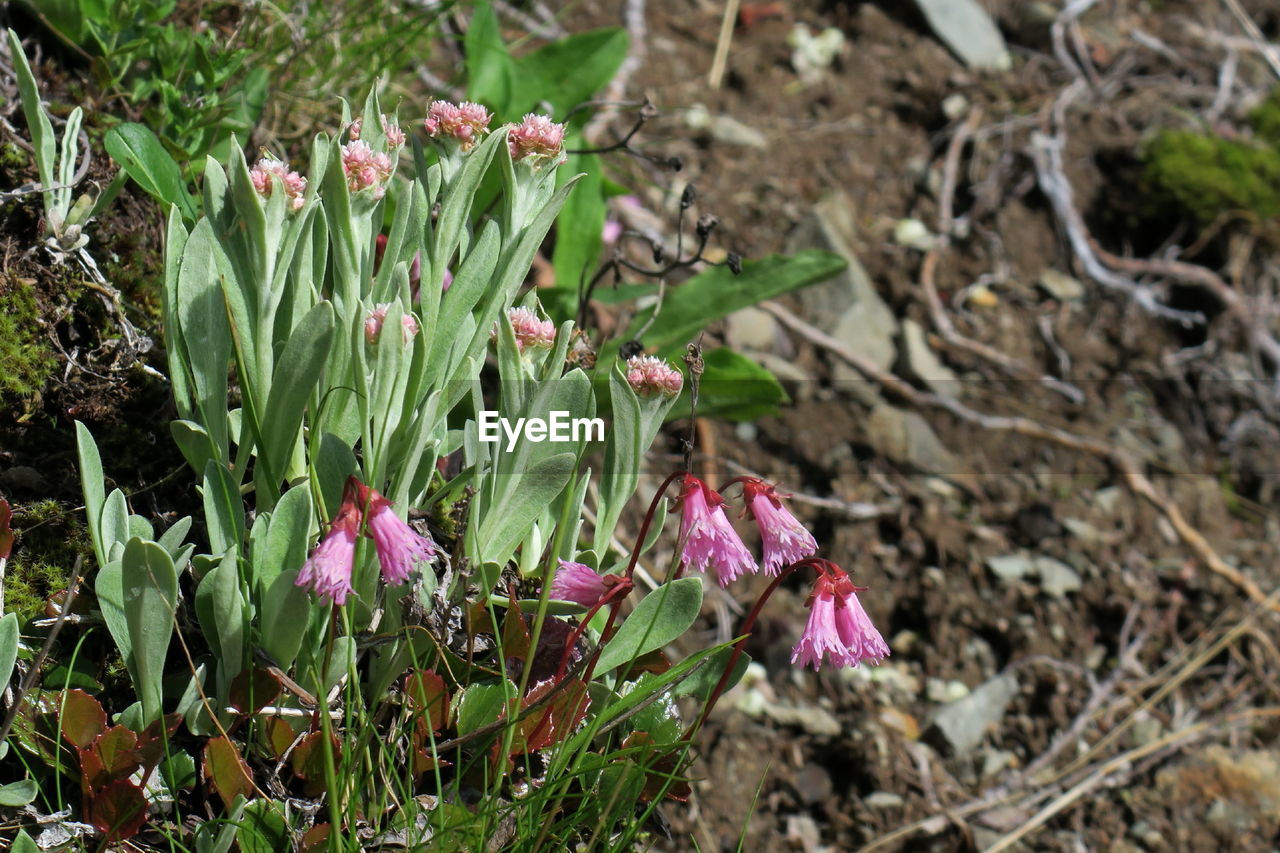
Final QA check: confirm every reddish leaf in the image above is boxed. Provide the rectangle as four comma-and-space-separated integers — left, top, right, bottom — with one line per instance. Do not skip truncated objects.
0, 499, 13, 560
411, 746, 452, 781
86, 726, 139, 787
511, 679, 590, 755
85, 779, 148, 842
500, 599, 531, 663
404, 670, 450, 735
59, 690, 106, 749
228, 668, 282, 716
133, 713, 183, 770
260, 716, 297, 761
202, 736, 254, 811
300, 823, 331, 852
289, 731, 337, 797
617, 648, 671, 681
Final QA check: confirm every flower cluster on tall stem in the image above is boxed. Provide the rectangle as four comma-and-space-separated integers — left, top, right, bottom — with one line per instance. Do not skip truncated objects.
424, 100, 492, 151
341, 140, 395, 199
295, 476, 439, 605
249, 157, 307, 212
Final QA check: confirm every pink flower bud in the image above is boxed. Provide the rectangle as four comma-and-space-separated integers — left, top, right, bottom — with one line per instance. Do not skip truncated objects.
549, 560, 611, 607
508, 113, 566, 165
365, 303, 420, 345
424, 100, 493, 151
625, 355, 683, 397
250, 158, 307, 213
381, 114, 406, 148
497, 306, 556, 353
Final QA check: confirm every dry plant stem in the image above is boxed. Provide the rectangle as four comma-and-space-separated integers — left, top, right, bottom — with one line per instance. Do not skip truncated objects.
1090, 242, 1280, 370
1220, 0, 1280, 79
927, 111, 1084, 403
707, 0, 741, 90
985, 706, 1280, 853
760, 300, 1278, 613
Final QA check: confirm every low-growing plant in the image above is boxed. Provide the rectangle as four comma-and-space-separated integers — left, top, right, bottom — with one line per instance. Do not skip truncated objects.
2, 85, 887, 853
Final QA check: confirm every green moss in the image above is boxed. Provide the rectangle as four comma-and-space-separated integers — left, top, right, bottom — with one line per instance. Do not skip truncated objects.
0, 281, 58, 401
1249, 87, 1280, 147
0, 142, 27, 171
4, 500, 87, 622
1143, 129, 1280, 224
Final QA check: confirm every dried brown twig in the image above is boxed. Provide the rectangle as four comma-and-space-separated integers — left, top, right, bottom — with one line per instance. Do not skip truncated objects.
760, 299, 1277, 614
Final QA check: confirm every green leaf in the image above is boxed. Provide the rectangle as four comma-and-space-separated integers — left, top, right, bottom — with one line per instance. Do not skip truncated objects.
11, 830, 39, 853
202, 459, 244, 556
512, 28, 628, 119
0, 613, 18, 693
552, 150, 604, 295
104, 123, 198, 220
0, 779, 37, 807
627, 250, 846, 353
95, 558, 130, 669
121, 538, 179, 725
594, 578, 703, 675
260, 301, 335, 492
7, 29, 56, 210
476, 452, 576, 566
671, 646, 750, 701
253, 481, 312, 594
237, 799, 290, 853
260, 570, 309, 670
100, 489, 128, 560
673, 346, 787, 422
455, 682, 509, 736
177, 220, 233, 460
464, 1, 514, 113
75, 421, 106, 565
195, 552, 247, 692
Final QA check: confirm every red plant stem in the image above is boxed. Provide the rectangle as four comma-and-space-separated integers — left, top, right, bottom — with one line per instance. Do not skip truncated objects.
554, 582, 630, 683
625, 469, 688, 582
684, 561, 810, 740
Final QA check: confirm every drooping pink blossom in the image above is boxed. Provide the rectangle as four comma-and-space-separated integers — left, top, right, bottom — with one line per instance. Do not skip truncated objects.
361, 485, 438, 586
676, 474, 757, 587
497, 306, 556, 353
364, 303, 420, 345
424, 100, 492, 151
791, 564, 889, 670
507, 113, 565, 165
549, 560, 611, 607
341, 139, 395, 199
625, 355, 683, 398
741, 478, 818, 574
295, 501, 359, 606
249, 158, 307, 212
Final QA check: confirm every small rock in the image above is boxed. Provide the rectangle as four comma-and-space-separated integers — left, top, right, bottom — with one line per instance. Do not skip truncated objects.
965, 283, 999, 308
1037, 268, 1085, 301
1094, 486, 1123, 514
900, 319, 959, 397
926, 677, 969, 703
942, 93, 970, 120
893, 217, 937, 251
735, 687, 767, 717
912, 0, 1013, 70
1062, 517, 1103, 546
987, 553, 1035, 582
981, 749, 1017, 779
1035, 556, 1081, 598
790, 764, 833, 805
787, 192, 898, 397
687, 104, 769, 148
864, 791, 905, 809
928, 673, 1019, 755
878, 707, 921, 740
866, 405, 961, 478
725, 306, 779, 351
762, 701, 842, 737
785, 814, 822, 852
734, 422, 758, 443
0, 465, 49, 493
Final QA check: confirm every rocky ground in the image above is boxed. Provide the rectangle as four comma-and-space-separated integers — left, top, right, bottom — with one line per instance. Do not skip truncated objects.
4, 1, 1280, 851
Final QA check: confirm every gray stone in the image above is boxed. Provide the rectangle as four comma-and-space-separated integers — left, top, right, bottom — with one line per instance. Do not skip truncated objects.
762, 701, 842, 737
913, 0, 1013, 70
785, 814, 822, 853
987, 554, 1034, 582
791, 764, 833, 805
1037, 268, 1085, 301
1035, 556, 1082, 598
866, 405, 960, 477
1094, 486, 1124, 514
787, 192, 898, 400
900, 319, 959, 397
928, 673, 1019, 755
725, 306, 779, 351
1062, 517, 1103, 546
864, 791, 905, 809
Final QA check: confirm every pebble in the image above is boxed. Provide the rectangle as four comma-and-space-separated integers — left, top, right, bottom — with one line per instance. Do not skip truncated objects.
761, 701, 842, 737
912, 0, 1013, 70
864, 791, 905, 809
1037, 268, 1086, 301
866, 405, 961, 478
900, 319, 960, 397
893, 217, 937, 251
927, 673, 1019, 755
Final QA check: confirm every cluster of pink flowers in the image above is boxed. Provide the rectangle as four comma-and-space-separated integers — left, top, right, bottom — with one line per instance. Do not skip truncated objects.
341, 140, 395, 199
381, 115, 406, 148
295, 477, 438, 606
671, 474, 887, 670
249, 158, 307, 212
791, 561, 890, 670
625, 355, 683, 398
424, 100, 492, 151
364, 303, 420, 345
507, 113, 566, 166
499, 306, 557, 353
